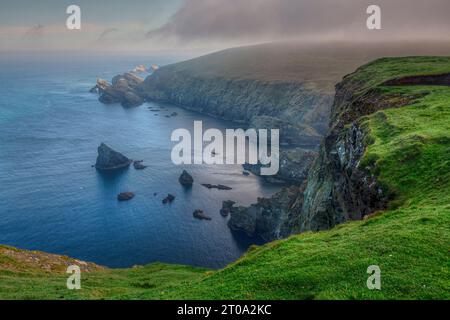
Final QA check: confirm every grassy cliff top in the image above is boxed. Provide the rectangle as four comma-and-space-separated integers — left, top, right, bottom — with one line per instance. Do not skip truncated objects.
1, 57, 449, 300
155, 42, 450, 94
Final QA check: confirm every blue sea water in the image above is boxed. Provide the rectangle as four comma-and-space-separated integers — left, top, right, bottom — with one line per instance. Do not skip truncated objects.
0, 53, 280, 268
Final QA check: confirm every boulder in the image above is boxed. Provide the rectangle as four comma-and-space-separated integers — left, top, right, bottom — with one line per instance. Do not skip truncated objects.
95, 143, 132, 170
179, 170, 194, 186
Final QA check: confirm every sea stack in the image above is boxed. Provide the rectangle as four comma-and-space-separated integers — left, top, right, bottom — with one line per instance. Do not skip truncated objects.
95, 143, 132, 170
179, 170, 194, 186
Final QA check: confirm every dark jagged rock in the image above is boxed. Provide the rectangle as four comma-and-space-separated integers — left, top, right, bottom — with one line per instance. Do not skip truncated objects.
178, 170, 194, 186
162, 194, 175, 204
220, 200, 236, 217
133, 160, 147, 170
201, 184, 232, 190
117, 192, 135, 201
243, 148, 318, 184
228, 185, 305, 240
193, 210, 211, 221
95, 143, 132, 170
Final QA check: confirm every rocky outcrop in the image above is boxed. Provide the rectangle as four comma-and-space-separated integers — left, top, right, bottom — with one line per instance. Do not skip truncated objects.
91, 73, 145, 108
95, 143, 132, 170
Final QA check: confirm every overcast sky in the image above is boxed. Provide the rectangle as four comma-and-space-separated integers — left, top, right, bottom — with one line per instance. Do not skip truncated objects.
1, 0, 449, 52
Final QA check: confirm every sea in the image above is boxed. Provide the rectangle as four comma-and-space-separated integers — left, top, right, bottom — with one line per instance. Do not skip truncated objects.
0, 52, 281, 269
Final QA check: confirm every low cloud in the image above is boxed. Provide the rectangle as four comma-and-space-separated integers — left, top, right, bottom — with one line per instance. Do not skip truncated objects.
97, 28, 120, 41
147, 0, 450, 44
23, 25, 45, 40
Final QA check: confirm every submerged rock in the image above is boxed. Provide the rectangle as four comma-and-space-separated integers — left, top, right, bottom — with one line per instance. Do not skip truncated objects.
201, 184, 232, 190
133, 160, 148, 170
193, 210, 211, 221
179, 170, 194, 186
117, 192, 135, 201
162, 194, 175, 204
95, 143, 132, 170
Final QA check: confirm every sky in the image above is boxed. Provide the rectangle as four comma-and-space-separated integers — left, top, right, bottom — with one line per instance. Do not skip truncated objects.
1, 0, 450, 52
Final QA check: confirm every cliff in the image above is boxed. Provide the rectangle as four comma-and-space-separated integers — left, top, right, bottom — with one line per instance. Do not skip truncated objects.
229, 56, 450, 239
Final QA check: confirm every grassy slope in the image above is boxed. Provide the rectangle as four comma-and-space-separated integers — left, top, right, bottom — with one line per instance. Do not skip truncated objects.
1, 57, 449, 299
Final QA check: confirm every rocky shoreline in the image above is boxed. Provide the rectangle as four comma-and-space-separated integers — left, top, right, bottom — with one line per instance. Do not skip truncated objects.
91, 49, 391, 241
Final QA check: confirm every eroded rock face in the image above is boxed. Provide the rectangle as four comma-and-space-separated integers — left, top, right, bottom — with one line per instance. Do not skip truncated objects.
298, 122, 387, 232
95, 143, 132, 170
244, 148, 318, 184
142, 70, 332, 136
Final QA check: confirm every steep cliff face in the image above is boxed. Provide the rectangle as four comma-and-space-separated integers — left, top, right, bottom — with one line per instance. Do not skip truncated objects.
142, 69, 332, 140
228, 69, 386, 238
229, 57, 449, 239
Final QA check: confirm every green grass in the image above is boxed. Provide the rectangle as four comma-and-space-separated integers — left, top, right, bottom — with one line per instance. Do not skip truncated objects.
1, 57, 449, 299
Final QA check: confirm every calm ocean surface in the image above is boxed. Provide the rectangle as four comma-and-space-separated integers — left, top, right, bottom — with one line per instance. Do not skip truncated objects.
0, 53, 280, 268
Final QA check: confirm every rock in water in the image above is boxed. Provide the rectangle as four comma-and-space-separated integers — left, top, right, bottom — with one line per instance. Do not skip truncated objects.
133, 160, 147, 170
95, 143, 132, 170
179, 170, 194, 186
117, 192, 135, 201
193, 210, 212, 221
93, 73, 145, 108
201, 184, 232, 190
162, 194, 175, 204
220, 200, 236, 217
